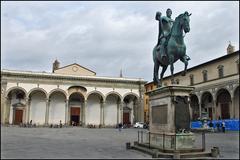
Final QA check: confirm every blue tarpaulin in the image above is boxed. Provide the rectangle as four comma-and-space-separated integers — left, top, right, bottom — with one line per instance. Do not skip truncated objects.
191, 119, 239, 131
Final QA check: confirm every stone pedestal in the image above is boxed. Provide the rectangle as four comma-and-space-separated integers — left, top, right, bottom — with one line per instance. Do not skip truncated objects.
147, 85, 195, 149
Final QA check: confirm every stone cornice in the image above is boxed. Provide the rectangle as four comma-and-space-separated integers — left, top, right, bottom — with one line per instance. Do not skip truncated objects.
146, 85, 195, 97
1, 69, 147, 85
193, 78, 239, 92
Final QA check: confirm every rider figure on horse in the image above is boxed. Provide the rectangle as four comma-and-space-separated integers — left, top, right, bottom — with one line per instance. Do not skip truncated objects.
155, 9, 190, 63
155, 8, 174, 63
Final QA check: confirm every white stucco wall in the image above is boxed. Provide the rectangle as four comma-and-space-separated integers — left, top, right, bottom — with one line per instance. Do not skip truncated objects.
104, 95, 118, 125
30, 92, 46, 125
39, 84, 58, 94
49, 93, 66, 124
86, 95, 101, 125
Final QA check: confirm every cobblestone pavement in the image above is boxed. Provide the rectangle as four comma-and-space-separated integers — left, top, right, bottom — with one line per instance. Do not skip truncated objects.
1, 126, 239, 159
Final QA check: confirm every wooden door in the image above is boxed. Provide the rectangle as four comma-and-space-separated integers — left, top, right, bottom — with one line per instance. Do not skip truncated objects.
14, 109, 23, 125
71, 107, 80, 116
71, 107, 80, 126
221, 103, 230, 119
123, 112, 130, 124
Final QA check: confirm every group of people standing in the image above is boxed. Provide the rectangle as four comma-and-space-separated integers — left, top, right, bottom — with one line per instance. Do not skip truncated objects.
208, 120, 226, 133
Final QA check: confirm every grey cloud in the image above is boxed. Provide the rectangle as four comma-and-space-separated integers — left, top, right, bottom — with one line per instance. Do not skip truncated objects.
1, 1, 239, 82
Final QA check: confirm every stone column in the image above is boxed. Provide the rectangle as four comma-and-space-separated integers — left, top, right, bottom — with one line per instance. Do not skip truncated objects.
8, 98, 13, 124
27, 99, 31, 123
100, 101, 105, 126
117, 102, 119, 125
45, 99, 50, 125
229, 91, 234, 119
120, 101, 123, 124
133, 101, 137, 123
68, 101, 71, 125
199, 102, 202, 119
83, 100, 87, 126
213, 99, 217, 120
65, 99, 68, 125
24, 98, 29, 123
232, 97, 235, 119
3, 97, 10, 124
230, 97, 234, 119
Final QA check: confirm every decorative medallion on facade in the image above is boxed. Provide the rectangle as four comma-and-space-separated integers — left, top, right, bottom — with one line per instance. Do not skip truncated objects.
72, 66, 79, 72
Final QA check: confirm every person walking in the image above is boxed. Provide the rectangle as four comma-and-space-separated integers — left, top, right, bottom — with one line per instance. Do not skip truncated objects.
222, 121, 226, 133
118, 123, 122, 132
209, 120, 214, 132
216, 121, 221, 132
60, 120, 63, 128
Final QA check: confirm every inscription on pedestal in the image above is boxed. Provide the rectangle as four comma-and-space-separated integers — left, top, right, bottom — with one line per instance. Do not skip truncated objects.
152, 105, 167, 124
175, 96, 190, 132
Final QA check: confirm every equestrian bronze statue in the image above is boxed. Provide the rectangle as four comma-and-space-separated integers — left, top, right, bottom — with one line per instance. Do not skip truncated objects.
153, 9, 192, 87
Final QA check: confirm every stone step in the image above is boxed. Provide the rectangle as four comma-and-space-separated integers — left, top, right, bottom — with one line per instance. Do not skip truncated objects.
181, 151, 212, 158
131, 145, 172, 158
131, 143, 213, 159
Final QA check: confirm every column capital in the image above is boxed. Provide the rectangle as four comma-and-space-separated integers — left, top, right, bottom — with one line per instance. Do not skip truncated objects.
25, 98, 30, 101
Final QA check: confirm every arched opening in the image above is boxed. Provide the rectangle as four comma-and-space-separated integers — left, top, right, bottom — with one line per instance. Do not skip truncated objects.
123, 94, 139, 125
49, 91, 66, 125
68, 86, 87, 99
105, 94, 121, 126
190, 94, 199, 121
233, 86, 239, 119
216, 89, 231, 120
28, 90, 47, 125
68, 86, 87, 92
201, 92, 214, 120
86, 93, 103, 126
7, 89, 26, 125
69, 92, 84, 126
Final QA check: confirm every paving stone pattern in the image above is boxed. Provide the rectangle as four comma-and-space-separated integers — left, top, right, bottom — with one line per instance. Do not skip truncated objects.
1, 126, 239, 159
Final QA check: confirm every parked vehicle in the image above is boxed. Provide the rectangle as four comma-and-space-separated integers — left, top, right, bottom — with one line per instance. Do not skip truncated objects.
133, 122, 145, 128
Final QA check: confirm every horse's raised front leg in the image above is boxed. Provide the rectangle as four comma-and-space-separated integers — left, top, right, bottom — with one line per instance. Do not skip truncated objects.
180, 55, 189, 76
153, 61, 161, 87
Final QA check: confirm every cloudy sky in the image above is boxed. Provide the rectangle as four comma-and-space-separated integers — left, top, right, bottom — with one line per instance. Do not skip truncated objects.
1, 1, 239, 82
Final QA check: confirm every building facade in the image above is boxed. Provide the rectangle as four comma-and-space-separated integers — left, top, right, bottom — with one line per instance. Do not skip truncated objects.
144, 46, 239, 122
1, 61, 146, 127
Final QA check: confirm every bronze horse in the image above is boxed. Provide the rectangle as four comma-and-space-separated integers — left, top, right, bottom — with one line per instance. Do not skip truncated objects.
153, 12, 192, 87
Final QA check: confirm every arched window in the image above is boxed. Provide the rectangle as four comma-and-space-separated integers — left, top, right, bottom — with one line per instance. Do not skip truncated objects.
202, 70, 208, 82
217, 65, 224, 78
190, 74, 194, 86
